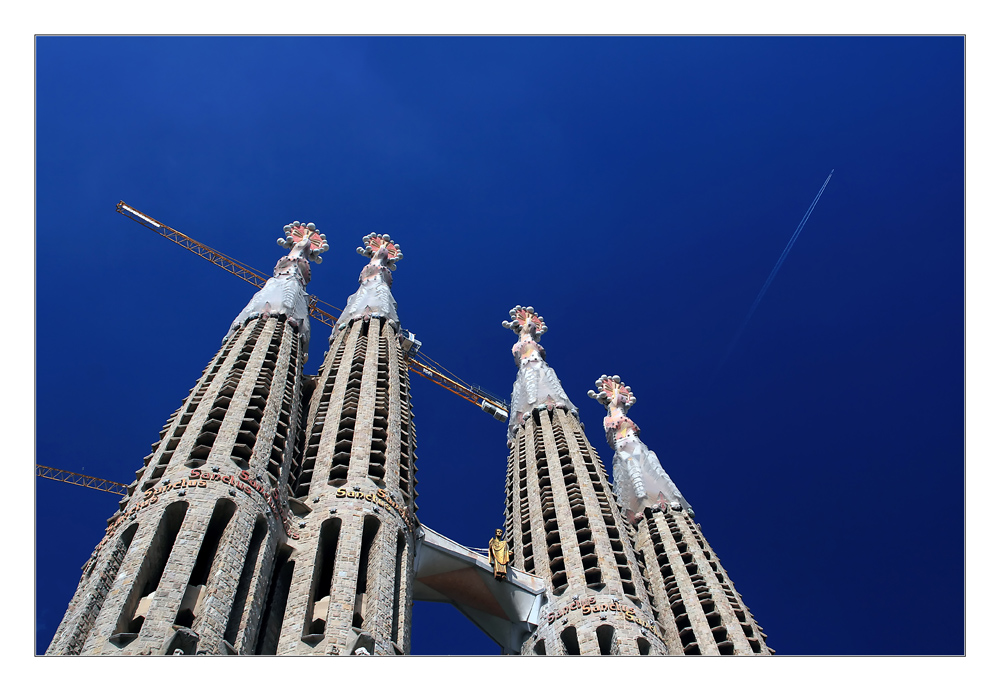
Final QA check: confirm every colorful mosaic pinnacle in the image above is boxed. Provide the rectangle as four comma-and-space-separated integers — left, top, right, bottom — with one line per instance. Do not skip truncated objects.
501, 305, 547, 341
335, 232, 404, 331
356, 232, 403, 270
277, 221, 329, 263
588, 374, 636, 414
588, 375, 640, 445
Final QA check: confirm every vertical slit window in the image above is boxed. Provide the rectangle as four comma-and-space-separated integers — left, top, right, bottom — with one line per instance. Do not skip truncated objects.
175, 499, 236, 628
256, 547, 294, 655
597, 624, 616, 655
111, 502, 188, 645
304, 517, 342, 639
560, 626, 580, 655
353, 515, 381, 629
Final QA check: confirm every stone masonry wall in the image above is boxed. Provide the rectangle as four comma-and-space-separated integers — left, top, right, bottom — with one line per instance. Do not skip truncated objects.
47, 314, 304, 656
506, 406, 666, 655
634, 506, 772, 655
276, 316, 416, 656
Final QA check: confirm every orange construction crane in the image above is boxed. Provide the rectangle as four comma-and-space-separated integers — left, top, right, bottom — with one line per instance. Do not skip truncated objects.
36, 464, 128, 496
116, 202, 508, 422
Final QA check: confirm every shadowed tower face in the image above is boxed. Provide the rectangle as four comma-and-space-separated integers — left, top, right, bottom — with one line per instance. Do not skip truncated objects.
47, 222, 328, 656
501, 306, 667, 655
273, 232, 417, 656
589, 375, 773, 655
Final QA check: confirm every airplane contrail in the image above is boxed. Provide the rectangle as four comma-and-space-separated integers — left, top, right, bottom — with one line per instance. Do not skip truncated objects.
708, 169, 835, 388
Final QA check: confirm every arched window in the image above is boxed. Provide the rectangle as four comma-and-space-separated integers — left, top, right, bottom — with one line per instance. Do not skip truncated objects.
111, 502, 188, 646
560, 626, 580, 655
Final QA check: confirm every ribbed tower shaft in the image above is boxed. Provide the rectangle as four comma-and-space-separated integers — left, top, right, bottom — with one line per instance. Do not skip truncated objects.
46, 221, 326, 657
48, 313, 306, 656
274, 232, 416, 656
588, 374, 772, 655
634, 506, 772, 655
500, 306, 666, 655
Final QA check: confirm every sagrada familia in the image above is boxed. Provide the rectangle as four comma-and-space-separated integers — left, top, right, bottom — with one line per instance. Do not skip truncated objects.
46, 222, 773, 656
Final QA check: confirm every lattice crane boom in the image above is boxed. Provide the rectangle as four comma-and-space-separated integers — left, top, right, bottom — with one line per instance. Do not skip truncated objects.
36, 464, 129, 496
116, 201, 508, 421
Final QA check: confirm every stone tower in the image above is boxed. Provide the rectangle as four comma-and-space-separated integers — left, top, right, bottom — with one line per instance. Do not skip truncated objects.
46, 222, 329, 656
588, 375, 773, 655
271, 232, 417, 656
500, 306, 667, 655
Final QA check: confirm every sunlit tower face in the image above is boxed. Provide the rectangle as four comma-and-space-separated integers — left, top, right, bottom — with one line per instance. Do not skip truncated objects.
47, 221, 325, 656
501, 306, 666, 656
273, 231, 416, 656
589, 377, 773, 656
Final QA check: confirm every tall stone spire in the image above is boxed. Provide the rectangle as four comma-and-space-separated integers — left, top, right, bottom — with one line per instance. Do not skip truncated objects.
587, 375, 692, 523
226, 221, 329, 360
274, 232, 417, 656
589, 377, 772, 656
48, 222, 323, 656
501, 307, 666, 656
502, 305, 577, 443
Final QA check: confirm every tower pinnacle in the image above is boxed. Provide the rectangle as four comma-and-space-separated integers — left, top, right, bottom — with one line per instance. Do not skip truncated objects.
278, 221, 330, 264
503, 305, 576, 442
337, 233, 403, 332
226, 221, 328, 359
588, 375, 692, 522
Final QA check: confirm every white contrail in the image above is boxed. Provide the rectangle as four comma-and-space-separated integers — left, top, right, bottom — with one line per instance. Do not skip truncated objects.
709, 169, 835, 386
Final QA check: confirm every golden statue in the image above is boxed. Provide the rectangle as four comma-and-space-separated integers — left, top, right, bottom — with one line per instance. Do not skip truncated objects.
488, 529, 512, 580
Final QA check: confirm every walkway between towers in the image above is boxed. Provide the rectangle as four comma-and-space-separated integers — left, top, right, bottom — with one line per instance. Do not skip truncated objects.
414, 526, 546, 654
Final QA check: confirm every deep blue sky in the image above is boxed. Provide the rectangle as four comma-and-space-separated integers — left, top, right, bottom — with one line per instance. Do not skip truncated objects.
35, 37, 963, 656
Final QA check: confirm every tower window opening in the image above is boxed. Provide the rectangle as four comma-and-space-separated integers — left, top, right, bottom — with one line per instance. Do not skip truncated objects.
637, 637, 651, 655
304, 517, 341, 639
596, 625, 616, 656
175, 498, 236, 627
112, 502, 188, 644
256, 547, 294, 655
712, 624, 730, 644
353, 515, 381, 629
560, 626, 580, 655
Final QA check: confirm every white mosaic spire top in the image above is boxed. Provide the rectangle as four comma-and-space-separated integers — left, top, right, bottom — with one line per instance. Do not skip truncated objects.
336, 232, 404, 333
226, 222, 329, 360
503, 305, 577, 442
588, 375, 693, 521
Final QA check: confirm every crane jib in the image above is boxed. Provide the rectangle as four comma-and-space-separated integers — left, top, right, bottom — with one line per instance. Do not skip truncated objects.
116, 201, 507, 421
